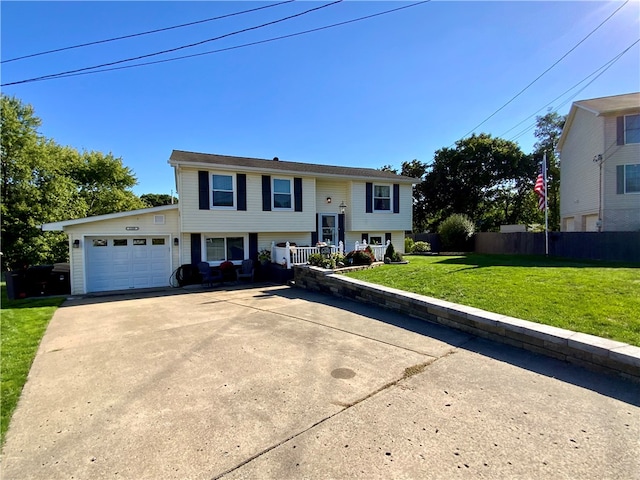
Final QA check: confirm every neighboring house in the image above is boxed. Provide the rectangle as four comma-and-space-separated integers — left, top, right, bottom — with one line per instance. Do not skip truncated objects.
42, 150, 416, 295
557, 92, 640, 232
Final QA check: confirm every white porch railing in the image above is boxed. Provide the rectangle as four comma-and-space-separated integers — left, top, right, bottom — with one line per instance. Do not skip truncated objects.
354, 240, 390, 262
271, 241, 344, 269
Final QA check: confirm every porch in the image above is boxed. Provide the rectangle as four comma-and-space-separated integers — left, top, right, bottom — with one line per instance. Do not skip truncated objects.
271, 240, 390, 269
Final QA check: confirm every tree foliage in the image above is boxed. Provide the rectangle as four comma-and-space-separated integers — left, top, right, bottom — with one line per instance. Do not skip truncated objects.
1, 95, 146, 269
419, 134, 536, 232
140, 193, 176, 207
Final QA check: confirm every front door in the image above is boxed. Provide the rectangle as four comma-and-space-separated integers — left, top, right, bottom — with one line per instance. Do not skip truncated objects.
319, 214, 338, 245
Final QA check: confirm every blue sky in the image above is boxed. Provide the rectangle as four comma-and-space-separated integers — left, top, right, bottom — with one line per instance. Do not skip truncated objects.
2, 1, 639, 196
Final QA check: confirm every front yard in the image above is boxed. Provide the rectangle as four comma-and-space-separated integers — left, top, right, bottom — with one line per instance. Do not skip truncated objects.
1, 283, 64, 446
345, 254, 640, 347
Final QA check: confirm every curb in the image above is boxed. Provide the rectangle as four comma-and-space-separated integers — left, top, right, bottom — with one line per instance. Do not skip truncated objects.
293, 266, 640, 382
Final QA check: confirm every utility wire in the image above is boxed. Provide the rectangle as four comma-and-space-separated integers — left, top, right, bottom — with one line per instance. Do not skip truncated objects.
502, 38, 639, 142
3, 1, 431, 86
455, 0, 629, 142
1, 1, 295, 64
3, 0, 343, 86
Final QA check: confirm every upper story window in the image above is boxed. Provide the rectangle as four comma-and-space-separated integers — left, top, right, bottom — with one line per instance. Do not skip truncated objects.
374, 185, 391, 211
625, 115, 640, 144
273, 178, 292, 209
617, 164, 640, 194
212, 174, 234, 208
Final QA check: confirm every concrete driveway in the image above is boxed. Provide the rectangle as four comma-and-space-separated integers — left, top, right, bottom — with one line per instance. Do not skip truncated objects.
2, 284, 639, 479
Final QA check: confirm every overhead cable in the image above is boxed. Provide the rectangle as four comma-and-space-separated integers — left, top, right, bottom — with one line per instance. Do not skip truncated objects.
3, 0, 344, 86
1, 1, 295, 64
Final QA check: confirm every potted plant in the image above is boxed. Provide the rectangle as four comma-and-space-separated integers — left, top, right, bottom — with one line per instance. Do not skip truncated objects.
258, 248, 271, 265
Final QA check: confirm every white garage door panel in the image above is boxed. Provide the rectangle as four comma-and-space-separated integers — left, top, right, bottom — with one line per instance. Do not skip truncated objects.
85, 237, 171, 293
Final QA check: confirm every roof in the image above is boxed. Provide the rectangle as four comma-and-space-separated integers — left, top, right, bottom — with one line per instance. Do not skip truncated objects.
41, 204, 178, 231
168, 150, 418, 183
557, 92, 640, 152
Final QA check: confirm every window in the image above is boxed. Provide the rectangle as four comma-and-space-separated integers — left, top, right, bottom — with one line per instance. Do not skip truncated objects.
625, 115, 640, 144
93, 239, 107, 247
113, 239, 128, 246
153, 215, 165, 225
205, 237, 245, 262
273, 178, 292, 209
369, 236, 382, 245
133, 239, 147, 246
618, 164, 640, 194
374, 185, 391, 211
152, 238, 165, 246
212, 174, 234, 207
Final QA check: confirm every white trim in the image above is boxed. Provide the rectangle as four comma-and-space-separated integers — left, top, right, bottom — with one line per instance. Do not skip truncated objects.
373, 183, 392, 213
41, 204, 179, 231
210, 172, 237, 209
200, 233, 249, 266
272, 176, 294, 211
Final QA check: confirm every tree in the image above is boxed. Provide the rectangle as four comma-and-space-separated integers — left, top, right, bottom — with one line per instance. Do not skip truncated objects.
140, 193, 176, 207
421, 134, 536, 232
532, 111, 565, 231
1, 95, 145, 269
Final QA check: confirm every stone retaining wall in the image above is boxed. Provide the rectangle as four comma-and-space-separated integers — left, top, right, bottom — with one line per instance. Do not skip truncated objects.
293, 265, 640, 381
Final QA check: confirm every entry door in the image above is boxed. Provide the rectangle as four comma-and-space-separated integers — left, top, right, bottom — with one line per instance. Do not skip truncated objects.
319, 214, 338, 245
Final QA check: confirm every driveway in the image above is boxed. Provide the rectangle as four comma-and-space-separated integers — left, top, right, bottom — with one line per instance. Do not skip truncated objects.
2, 284, 639, 479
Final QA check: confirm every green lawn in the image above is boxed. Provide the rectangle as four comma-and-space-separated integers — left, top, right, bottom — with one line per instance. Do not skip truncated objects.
345, 254, 640, 347
1, 283, 65, 447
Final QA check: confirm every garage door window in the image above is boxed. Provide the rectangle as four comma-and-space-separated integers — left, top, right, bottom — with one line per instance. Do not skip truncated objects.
152, 238, 165, 245
93, 239, 107, 247
133, 239, 147, 246
113, 239, 128, 246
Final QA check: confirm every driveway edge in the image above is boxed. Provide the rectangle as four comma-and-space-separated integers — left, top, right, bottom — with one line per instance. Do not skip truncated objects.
293, 265, 640, 382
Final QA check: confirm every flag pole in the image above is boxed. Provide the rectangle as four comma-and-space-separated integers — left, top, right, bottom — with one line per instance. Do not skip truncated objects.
543, 152, 549, 256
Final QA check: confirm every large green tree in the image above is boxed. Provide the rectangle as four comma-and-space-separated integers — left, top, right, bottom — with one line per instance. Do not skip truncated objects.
532, 111, 565, 231
1, 95, 145, 269
140, 193, 176, 207
420, 134, 536, 232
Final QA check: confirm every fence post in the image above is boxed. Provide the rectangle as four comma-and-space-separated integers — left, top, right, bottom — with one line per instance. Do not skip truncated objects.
355, 241, 360, 251
285, 241, 292, 269
271, 241, 275, 265
338, 240, 344, 255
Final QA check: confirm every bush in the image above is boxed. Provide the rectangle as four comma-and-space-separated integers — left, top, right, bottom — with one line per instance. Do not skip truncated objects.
307, 253, 324, 266
438, 214, 475, 251
384, 242, 403, 263
308, 252, 346, 269
345, 250, 375, 266
412, 241, 431, 253
404, 237, 415, 253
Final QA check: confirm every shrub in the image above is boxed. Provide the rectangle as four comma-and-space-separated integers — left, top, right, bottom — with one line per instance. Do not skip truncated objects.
412, 241, 431, 253
384, 242, 403, 263
438, 214, 475, 251
404, 237, 415, 253
346, 249, 375, 266
307, 253, 324, 266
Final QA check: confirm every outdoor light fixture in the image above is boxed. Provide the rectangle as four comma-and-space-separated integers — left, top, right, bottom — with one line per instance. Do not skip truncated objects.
339, 201, 347, 214
73, 239, 80, 248
174, 237, 179, 246
326, 197, 332, 204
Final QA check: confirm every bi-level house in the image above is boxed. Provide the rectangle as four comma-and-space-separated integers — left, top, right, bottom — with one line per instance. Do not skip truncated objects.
557, 92, 640, 232
43, 150, 416, 295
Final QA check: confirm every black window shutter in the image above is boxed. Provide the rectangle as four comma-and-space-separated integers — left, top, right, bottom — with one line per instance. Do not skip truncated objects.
362, 233, 369, 243
393, 184, 400, 214
365, 182, 373, 213
237, 174, 247, 211
338, 214, 345, 245
249, 233, 258, 261
617, 165, 625, 194
311, 213, 318, 245
617, 116, 625, 145
385, 232, 392, 243
262, 175, 271, 211
198, 171, 209, 210
190, 233, 202, 264
294, 177, 303, 212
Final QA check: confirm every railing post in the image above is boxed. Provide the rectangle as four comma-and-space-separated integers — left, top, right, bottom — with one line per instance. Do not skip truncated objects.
285, 241, 292, 269
355, 241, 360, 251
338, 240, 344, 255
271, 241, 275, 265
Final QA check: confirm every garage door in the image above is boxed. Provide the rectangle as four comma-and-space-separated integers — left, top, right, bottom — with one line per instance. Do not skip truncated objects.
85, 236, 171, 293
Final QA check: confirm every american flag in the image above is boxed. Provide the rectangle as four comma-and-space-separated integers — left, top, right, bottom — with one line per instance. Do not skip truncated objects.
534, 172, 546, 211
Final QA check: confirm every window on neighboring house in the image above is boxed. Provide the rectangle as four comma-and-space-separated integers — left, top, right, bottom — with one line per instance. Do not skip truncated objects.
374, 185, 391, 211
205, 237, 245, 262
273, 178, 292, 209
625, 114, 640, 144
212, 174, 234, 207
618, 164, 640, 194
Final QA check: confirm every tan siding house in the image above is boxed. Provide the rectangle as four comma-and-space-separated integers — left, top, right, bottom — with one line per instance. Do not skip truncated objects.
43, 151, 417, 294
558, 93, 640, 232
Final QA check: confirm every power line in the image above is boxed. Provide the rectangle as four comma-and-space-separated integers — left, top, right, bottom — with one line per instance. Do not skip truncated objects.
503, 38, 639, 143
2, 1, 431, 86
1, 1, 295, 64
3, 0, 344, 86
456, 0, 629, 142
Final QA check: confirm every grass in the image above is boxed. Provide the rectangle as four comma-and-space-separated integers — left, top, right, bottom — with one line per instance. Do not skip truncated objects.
345, 254, 640, 347
1, 282, 65, 447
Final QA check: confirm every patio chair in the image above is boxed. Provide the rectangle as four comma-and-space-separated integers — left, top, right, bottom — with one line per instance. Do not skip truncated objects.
237, 259, 255, 283
197, 262, 222, 287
